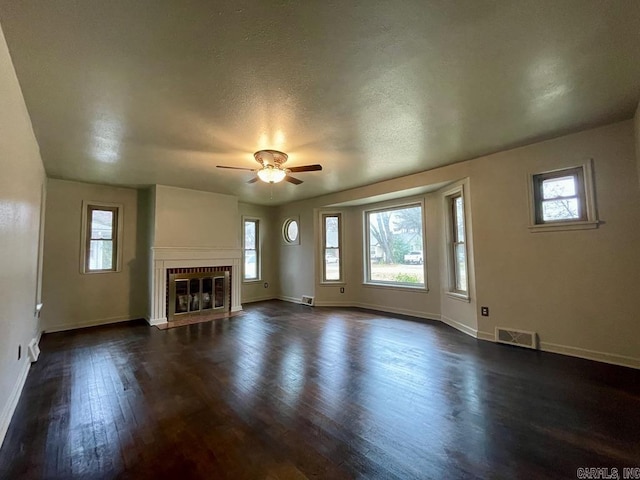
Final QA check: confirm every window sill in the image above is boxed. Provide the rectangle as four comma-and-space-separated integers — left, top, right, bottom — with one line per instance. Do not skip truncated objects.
82, 269, 120, 275
320, 281, 346, 286
363, 282, 428, 293
243, 279, 262, 284
445, 292, 470, 303
528, 220, 599, 233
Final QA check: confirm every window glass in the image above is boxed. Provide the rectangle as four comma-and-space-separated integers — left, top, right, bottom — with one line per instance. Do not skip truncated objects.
446, 192, 468, 295
533, 167, 586, 224
286, 220, 298, 242
244, 220, 255, 249
85, 205, 118, 272
542, 176, 576, 199
454, 243, 467, 292
243, 219, 258, 280
91, 210, 113, 239
541, 198, 580, 221
454, 196, 465, 242
366, 204, 424, 286
323, 214, 341, 282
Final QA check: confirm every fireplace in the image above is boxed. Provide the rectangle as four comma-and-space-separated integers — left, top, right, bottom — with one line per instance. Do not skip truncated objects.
148, 246, 242, 326
166, 266, 230, 322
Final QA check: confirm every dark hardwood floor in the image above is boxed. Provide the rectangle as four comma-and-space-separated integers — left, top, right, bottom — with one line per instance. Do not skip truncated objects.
1, 301, 638, 479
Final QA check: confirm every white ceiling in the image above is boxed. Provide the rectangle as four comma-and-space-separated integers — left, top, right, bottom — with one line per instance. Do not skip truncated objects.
1, 1, 639, 206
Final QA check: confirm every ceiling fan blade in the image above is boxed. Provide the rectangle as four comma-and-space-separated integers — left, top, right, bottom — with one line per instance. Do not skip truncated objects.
247, 177, 259, 184
287, 164, 323, 173
284, 175, 303, 185
216, 165, 255, 171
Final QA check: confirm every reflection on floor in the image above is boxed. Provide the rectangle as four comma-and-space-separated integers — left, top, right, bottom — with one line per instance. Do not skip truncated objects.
155, 310, 244, 330
1, 300, 638, 479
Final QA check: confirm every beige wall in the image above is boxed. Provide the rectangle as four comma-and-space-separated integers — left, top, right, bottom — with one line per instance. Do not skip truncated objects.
635, 101, 640, 187
0, 23, 46, 444
276, 120, 640, 368
239, 203, 279, 303
470, 121, 639, 366
153, 185, 239, 249
41, 179, 148, 331
276, 201, 316, 302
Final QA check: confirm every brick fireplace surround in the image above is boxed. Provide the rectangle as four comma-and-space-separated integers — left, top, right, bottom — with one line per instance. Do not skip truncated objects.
147, 247, 242, 326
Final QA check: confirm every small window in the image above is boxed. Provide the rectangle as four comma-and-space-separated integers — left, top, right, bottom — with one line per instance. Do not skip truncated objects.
365, 203, 425, 288
533, 167, 586, 223
82, 202, 122, 273
243, 218, 259, 281
529, 162, 598, 232
283, 217, 300, 244
322, 213, 342, 282
448, 193, 468, 295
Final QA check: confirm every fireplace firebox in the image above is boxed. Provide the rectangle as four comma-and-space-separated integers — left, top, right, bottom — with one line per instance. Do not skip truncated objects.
168, 269, 229, 321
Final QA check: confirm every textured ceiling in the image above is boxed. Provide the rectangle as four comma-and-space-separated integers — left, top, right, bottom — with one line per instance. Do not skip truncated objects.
1, 0, 639, 205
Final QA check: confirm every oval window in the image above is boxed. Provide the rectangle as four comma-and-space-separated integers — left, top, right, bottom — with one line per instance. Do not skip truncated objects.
283, 218, 299, 243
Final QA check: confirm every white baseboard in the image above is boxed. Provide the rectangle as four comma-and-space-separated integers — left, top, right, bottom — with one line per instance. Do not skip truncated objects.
540, 341, 640, 369
476, 330, 494, 341
146, 316, 167, 327
440, 314, 478, 338
314, 300, 353, 307
474, 330, 640, 369
353, 302, 440, 323
0, 357, 31, 449
242, 295, 278, 304
45, 315, 138, 333
277, 295, 301, 304
313, 300, 441, 323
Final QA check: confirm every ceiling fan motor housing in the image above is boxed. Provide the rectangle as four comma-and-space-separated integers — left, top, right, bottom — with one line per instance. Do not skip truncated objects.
254, 149, 288, 167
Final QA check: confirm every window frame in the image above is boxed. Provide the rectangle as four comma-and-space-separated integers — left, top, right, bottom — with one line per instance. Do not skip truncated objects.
282, 216, 300, 245
363, 200, 427, 290
35, 182, 46, 314
443, 186, 469, 300
80, 201, 123, 274
321, 212, 343, 284
242, 217, 261, 282
528, 160, 598, 232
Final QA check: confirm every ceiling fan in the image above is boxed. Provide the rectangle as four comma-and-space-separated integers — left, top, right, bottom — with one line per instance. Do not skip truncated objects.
216, 150, 322, 185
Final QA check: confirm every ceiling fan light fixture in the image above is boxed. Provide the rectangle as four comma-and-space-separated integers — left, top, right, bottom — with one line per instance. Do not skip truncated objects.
257, 165, 286, 183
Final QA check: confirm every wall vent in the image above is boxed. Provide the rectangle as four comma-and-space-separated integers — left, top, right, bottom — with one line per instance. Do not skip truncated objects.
301, 295, 315, 306
495, 327, 537, 349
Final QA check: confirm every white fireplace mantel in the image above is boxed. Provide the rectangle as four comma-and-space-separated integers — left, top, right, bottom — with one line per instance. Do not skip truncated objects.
148, 246, 243, 326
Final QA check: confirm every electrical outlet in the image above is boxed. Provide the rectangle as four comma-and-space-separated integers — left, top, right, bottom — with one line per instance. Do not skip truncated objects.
264, 282, 269, 288
340, 287, 345, 294
481, 306, 489, 317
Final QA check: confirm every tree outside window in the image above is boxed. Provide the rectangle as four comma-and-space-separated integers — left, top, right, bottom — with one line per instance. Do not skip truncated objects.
366, 204, 425, 286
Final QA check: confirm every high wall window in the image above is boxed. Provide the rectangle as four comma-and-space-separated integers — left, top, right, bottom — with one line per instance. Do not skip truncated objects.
533, 167, 586, 224
82, 202, 121, 273
282, 217, 300, 244
322, 213, 342, 282
447, 192, 468, 295
529, 161, 598, 232
243, 218, 259, 281
365, 203, 425, 287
